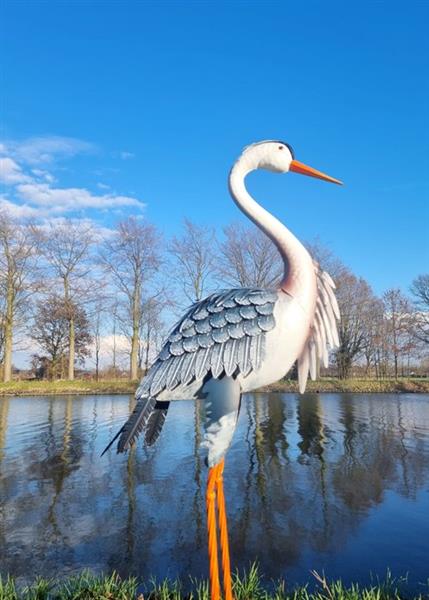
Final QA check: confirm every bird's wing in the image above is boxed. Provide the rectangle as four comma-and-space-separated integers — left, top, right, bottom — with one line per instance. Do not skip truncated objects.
139, 287, 278, 397
297, 262, 340, 393
104, 288, 277, 454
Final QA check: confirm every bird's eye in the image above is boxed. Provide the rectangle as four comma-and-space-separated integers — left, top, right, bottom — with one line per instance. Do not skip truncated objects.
278, 146, 284, 150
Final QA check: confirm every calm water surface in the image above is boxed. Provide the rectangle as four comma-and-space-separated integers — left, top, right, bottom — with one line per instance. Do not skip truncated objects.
1, 393, 428, 590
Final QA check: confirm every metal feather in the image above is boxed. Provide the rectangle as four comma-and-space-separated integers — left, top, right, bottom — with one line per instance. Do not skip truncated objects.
150, 360, 171, 396
255, 302, 273, 316
209, 312, 227, 328
182, 324, 196, 338
241, 336, 252, 376
257, 314, 275, 331
197, 332, 214, 348
212, 327, 229, 344
223, 339, 238, 376
166, 354, 185, 389
116, 396, 157, 453
224, 307, 242, 324
183, 336, 199, 353
233, 288, 252, 305
168, 331, 182, 343
144, 401, 170, 446
158, 345, 171, 361
179, 317, 194, 332
193, 306, 209, 320
227, 321, 244, 339
243, 318, 262, 336
195, 346, 211, 380
195, 318, 211, 334
211, 342, 224, 378
239, 305, 257, 319
170, 340, 184, 356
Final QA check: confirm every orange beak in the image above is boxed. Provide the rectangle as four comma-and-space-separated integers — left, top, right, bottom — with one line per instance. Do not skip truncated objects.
289, 160, 343, 185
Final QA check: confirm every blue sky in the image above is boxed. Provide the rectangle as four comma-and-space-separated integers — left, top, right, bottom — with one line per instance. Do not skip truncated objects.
2, 0, 428, 296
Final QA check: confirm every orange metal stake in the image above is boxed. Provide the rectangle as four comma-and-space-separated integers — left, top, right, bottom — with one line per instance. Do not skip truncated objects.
207, 464, 221, 600
215, 459, 233, 600
206, 459, 233, 600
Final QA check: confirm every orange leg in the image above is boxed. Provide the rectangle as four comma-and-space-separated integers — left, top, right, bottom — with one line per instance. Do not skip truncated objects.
207, 464, 221, 600
206, 459, 233, 600
215, 459, 233, 600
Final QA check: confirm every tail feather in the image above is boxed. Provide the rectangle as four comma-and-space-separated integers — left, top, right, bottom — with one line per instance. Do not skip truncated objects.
117, 397, 157, 452
144, 401, 170, 446
101, 396, 157, 455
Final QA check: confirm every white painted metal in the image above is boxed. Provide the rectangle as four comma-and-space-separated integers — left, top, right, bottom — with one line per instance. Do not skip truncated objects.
104, 140, 340, 462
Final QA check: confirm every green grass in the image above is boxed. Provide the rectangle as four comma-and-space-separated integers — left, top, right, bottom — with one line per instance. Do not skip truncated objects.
1, 566, 428, 600
1, 377, 429, 397
0, 379, 137, 396
265, 377, 429, 394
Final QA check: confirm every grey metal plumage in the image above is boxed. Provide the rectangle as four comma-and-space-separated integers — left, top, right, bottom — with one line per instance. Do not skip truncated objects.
108, 287, 278, 454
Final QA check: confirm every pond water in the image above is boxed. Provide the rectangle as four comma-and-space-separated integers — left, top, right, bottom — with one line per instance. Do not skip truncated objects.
1, 393, 428, 591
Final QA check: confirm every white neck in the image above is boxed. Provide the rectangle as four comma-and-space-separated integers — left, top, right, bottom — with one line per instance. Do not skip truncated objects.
228, 154, 316, 308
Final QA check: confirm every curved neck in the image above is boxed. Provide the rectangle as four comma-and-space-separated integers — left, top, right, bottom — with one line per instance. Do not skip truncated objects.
228, 157, 315, 305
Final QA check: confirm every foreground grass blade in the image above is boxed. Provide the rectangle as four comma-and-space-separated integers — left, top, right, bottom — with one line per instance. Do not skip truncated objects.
0, 567, 428, 600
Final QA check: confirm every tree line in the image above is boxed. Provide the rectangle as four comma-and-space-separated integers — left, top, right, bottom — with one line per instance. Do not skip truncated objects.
0, 209, 428, 382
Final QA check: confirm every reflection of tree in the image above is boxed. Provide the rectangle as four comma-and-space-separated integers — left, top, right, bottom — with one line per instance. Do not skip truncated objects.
2, 393, 429, 586
192, 401, 204, 548
297, 394, 325, 460
0, 397, 10, 553
296, 394, 330, 550
0, 397, 9, 466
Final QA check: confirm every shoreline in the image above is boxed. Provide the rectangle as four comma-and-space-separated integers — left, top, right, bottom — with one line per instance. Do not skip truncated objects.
1, 377, 428, 396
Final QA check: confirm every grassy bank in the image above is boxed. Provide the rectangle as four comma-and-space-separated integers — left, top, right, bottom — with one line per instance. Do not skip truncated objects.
1, 567, 427, 600
264, 377, 429, 394
1, 377, 428, 397
0, 379, 137, 396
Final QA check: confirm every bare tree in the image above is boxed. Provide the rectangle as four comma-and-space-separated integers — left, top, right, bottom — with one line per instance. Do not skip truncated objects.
335, 270, 380, 378
383, 288, 416, 378
35, 220, 94, 380
138, 294, 167, 373
88, 292, 109, 382
168, 219, 216, 304
0, 210, 37, 382
100, 217, 162, 380
216, 222, 282, 288
410, 274, 429, 345
361, 298, 385, 376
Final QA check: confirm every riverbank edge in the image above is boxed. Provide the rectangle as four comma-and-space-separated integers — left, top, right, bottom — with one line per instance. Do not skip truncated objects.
1, 377, 428, 396
1, 566, 426, 600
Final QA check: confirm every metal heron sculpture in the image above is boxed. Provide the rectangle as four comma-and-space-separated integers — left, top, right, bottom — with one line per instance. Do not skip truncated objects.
103, 140, 342, 600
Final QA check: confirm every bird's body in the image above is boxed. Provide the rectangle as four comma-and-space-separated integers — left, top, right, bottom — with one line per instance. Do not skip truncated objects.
104, 139, 342, 600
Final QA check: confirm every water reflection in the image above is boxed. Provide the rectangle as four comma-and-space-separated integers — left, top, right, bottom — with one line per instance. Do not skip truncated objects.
0, 393, 428, 590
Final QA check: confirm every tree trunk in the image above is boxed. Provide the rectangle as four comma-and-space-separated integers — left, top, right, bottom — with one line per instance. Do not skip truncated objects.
68, 317, 75, 380
130, 327, 139, 380
130, 287, 140, 380
337, 352, 352, 379
63, 278, 75, 380
3, 281, 14, 383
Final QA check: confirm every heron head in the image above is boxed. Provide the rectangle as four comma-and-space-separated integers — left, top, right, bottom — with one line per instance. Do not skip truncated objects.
242, 140, 342, 184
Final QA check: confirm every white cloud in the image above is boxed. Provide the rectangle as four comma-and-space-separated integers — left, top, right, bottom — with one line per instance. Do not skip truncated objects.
0, 134, 144, 219
120, 151, 135, 160
4, 135, 96, 165
0, 157, 33, 185
31, 168, 55, 183
0, 197, 44, 219
17, 182, 145, 213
